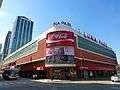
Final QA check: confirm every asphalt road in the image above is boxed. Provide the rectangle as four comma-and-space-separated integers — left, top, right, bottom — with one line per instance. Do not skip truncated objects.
0, 78, 120, 90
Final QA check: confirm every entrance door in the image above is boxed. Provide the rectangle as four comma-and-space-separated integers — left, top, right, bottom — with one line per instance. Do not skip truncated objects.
52, 68, 67, 79
53, 69, 61, 79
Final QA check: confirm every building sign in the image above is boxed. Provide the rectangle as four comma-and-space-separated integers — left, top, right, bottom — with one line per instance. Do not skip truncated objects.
47, 31, 74, 41
46, 31, 74, 47
53, 21, 71, 27
83, 32, 112, 49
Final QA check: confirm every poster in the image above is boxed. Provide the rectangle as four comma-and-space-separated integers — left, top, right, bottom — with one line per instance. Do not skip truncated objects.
46, 55, 74, 64
46, 46, 74, 56
64, 46, 74, 55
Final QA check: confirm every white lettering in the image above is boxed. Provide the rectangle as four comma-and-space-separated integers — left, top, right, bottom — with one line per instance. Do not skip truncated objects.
50, 33, 68, 39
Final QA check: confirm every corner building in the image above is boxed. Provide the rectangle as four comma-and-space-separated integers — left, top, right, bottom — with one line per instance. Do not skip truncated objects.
2, 23, 118, 80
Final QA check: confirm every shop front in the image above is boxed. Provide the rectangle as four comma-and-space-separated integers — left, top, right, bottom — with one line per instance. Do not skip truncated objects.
46, 67, 76, 80
18, 60, 47, 79
76, 61, 116, 80
45, 53, 76, 80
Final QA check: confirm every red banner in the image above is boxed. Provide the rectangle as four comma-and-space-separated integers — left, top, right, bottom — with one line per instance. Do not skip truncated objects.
47, 31, 74, 40
46, 40, 74, 47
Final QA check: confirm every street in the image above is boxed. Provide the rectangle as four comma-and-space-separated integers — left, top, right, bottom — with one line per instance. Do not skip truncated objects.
0, 78, 120, 90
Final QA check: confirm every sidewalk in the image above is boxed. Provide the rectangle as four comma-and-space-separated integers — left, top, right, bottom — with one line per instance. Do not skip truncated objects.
31, 79, 120, 84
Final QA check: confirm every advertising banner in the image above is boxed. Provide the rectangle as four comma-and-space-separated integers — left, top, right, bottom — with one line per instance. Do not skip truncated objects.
46, 46, 74, 56
46, 47, 64, 56
64, 46, 74, 55
46, 55, 74, 64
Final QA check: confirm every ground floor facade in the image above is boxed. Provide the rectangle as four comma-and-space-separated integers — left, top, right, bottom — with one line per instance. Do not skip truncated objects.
16, 59, 116, 80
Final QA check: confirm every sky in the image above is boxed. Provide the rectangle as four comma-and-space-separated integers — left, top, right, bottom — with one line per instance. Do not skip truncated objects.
0, 0, 120, 63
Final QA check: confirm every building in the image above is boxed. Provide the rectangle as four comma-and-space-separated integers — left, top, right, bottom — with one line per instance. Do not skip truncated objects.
9, 16, 33, 53
116, 64, 120, 74
0, 43, 2, 61
0, 52, 2, 61
2, 22, 118, 80
2, 31, 12, 60
0, 0, 3, 8
0, 43, 2, 52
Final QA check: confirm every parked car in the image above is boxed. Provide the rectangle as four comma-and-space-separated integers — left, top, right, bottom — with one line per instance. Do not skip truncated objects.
2, 69, 18, 80
111, 74, 120, 82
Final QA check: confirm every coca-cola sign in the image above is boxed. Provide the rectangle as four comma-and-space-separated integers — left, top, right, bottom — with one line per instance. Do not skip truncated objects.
47, 31, 74, 40
52, 33, 67, 39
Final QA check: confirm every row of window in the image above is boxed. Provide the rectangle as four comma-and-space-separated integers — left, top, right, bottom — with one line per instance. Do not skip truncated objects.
77, 36, 116, 58
5, 41, 37, 62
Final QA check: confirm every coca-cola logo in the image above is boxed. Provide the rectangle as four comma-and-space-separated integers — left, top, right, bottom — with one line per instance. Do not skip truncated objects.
50, 33, 68, 39
47, 31, 74, 40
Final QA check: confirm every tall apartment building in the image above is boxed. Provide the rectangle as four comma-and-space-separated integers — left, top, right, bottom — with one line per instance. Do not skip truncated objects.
0, 43, 2, 61
9, 16, 33, 53
0, 43, 2, 52
2, 31, 12, 59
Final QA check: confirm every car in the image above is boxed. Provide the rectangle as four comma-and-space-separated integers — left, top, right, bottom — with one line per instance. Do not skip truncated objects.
111, 74, 120, 82
2, 69, 18, 80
